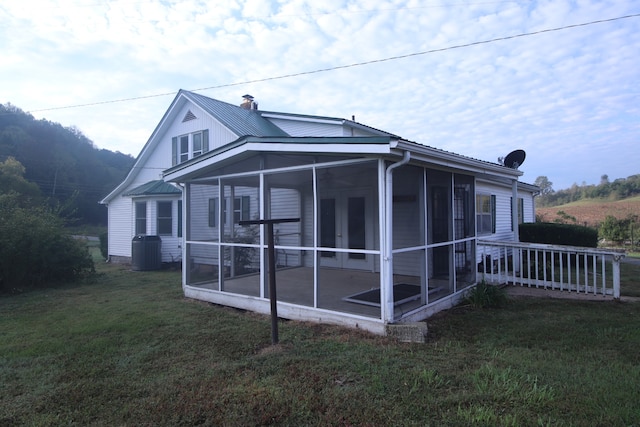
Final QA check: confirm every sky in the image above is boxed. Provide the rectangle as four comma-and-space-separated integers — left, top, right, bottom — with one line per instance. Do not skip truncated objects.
1, 0, 639, 191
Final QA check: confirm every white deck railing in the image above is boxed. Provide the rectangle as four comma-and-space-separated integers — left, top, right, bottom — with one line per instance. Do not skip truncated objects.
477, 240, 626, 299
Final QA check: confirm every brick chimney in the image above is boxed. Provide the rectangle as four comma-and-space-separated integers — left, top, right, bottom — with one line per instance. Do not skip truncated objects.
241, 94, 258, 110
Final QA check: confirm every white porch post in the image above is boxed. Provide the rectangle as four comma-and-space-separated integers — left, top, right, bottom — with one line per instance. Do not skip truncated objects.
613, 255, 623, 299
383, 151, 411, 323
183, 182, 190, 288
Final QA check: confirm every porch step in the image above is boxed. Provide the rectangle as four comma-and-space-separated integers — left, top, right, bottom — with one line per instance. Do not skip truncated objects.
386, 322, 429, 343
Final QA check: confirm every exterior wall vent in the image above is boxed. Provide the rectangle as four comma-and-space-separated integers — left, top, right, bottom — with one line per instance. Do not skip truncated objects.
182, 110, 197, 122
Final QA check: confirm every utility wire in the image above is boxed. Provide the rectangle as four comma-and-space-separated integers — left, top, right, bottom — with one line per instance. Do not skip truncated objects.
27, 13, 640, 114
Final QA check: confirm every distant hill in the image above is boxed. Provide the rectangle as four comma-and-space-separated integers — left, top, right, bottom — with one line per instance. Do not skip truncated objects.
536, 196, 640, 228
0, 103, 135, 225
536, 174, 640, 207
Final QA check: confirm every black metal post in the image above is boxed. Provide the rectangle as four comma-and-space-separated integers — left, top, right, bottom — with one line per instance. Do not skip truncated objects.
266, 222, 278, 344
239, 218, 300, 345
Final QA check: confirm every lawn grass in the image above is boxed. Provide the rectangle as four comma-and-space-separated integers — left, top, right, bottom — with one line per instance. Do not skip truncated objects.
1, 254, 640, 426
620, 260, 640, 297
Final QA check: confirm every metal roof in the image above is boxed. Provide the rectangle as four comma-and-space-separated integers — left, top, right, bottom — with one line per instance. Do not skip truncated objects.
123, 180, 181, 196
182, 90, 289, 138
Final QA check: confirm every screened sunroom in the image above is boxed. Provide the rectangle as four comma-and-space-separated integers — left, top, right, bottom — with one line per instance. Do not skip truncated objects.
164, 136, 521, 333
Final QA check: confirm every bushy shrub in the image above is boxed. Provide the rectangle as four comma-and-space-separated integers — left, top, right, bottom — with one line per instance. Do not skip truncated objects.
0, 194, 95, 293
599, 215, 637, 245
99, 232, 108, 260
465, 281, 508, 308
519, 222, 598, 248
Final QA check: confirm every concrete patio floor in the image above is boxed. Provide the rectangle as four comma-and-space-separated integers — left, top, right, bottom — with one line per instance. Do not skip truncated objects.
191, 266, 462, 318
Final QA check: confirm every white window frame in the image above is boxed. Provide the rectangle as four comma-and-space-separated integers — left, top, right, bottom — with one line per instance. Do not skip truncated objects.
208, 196, 250, 227
476, 193, 495, 235
179, 135, 189, 163
172, 130, 209, 165
157, 201, 173, 236
135, 201, 147, 235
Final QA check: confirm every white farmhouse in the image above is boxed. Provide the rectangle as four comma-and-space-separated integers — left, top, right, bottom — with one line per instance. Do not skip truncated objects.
101, 90, 538, 334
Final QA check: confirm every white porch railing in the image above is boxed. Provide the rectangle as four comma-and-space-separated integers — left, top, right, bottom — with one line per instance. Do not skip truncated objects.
477, 240, 626, 299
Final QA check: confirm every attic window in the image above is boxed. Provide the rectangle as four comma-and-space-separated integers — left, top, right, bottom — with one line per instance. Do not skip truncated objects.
182, 110, 197, 122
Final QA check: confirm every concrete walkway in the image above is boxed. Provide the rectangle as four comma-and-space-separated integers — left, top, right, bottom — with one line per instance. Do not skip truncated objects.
505, 285, 640, 303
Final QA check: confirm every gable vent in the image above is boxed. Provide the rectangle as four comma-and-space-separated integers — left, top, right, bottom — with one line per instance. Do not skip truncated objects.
182, 110, 197, 122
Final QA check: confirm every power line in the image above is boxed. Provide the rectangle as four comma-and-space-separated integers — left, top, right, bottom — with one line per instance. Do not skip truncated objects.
27, 13, 640, 114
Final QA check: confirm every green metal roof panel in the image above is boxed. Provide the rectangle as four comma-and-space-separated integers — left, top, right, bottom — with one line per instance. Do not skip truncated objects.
182, 90, 289, 138
124, 180, 181, 196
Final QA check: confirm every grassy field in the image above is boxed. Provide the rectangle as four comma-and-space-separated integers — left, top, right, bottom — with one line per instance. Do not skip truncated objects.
536, 196, 640, 227
1, 253, 640, 426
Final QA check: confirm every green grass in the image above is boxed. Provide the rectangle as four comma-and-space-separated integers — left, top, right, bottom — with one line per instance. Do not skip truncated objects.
1, 254, 640, 426
621, 261, 640, 297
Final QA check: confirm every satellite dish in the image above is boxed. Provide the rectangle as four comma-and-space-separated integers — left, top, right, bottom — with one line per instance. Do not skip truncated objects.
503, 149, 526, 169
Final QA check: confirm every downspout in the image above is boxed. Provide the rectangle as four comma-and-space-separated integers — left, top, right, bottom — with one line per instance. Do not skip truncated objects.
512, 178, 520, 274
383, 151, 411, 323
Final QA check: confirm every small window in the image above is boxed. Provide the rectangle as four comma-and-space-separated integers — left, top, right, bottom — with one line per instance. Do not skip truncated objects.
135, 202, 147, 235
510, 197, 525, 230
179, 136, 189, 163
234, 196, 250, 223
192, 132, 202, 157
209, 197, 248, 226
208, 198, 217, 227
476, 194, 495, 235
172, 130, 209, 165
157, 201, 172, 235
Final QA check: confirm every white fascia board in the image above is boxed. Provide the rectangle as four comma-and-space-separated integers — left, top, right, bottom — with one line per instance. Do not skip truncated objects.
248, 142, 392, 154
477, 177, 539, 193
164, 142, 392, 182
517, 181, 540, 193
396, 142, 521, 180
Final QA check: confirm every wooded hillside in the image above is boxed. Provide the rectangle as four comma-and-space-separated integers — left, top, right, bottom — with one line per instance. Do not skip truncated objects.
0, 103, 135, 225
536, 174, 640, 207
534, 174, 640, 228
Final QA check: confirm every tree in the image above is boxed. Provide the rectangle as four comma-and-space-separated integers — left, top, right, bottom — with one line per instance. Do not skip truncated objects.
534, 176, 554, 196
0, 156, 42, 205
0, 158, 94, 293
0, 103, 135, 225
599, 215, 638, 245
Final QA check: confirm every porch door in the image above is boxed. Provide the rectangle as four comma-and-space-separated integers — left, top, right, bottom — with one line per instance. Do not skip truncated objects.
319, 190, 373, 270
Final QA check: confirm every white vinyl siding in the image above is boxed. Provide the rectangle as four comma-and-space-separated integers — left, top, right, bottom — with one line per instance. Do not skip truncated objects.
191, 184, 219, 241
107, 196, 133, 258
270, 188, 303, 267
